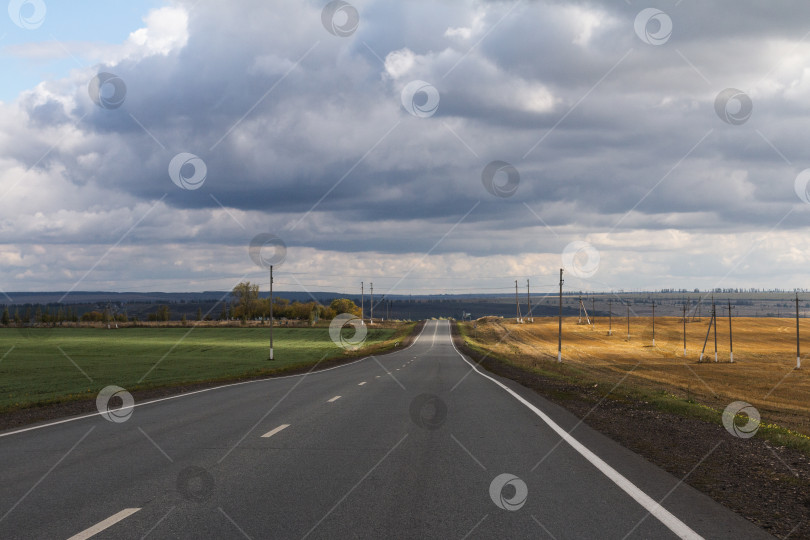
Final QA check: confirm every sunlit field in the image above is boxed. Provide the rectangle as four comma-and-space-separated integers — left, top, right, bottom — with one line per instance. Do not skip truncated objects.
461, 317, 810, 436
0, 325, 405, 412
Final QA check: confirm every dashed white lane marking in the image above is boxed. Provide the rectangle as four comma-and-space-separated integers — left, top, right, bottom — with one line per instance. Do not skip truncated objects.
0, 323, 432, 440
328, 396, 341, 403
375, 375, 381, 378
261, 424, 290, 438
67, 508, 141, 540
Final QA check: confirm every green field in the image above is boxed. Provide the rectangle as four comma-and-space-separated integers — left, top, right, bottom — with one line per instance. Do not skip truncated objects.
0, 326, 403, 412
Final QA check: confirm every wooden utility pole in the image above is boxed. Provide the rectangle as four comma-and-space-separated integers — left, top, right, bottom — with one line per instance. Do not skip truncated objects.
370, 283, 373, 324
515, 280, 521, 323
652, 300, 656, 347
682, 303, 687, 357
608, 298, 612, 336
269, 265, 274, 360
558, 269, 563, 362
592, 297, 596, 329
361, 282, 364, 324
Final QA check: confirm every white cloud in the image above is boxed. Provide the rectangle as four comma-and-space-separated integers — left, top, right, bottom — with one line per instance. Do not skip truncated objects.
2, 0, 810, 293
384, 48, 416, 79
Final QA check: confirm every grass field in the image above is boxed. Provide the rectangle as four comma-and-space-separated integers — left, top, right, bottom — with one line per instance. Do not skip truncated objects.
460, 317, 810, 441
0, 325, 406, 412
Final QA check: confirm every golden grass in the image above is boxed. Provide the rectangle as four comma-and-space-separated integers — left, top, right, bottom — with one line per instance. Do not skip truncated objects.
463, 316, 810, 437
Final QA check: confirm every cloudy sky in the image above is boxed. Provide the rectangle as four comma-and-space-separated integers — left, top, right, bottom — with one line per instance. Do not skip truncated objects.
2, 0, 810, 298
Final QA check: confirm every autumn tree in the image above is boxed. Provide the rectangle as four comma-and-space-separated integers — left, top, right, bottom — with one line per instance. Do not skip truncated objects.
329, 298, 361, 317
232, 281, 260, 319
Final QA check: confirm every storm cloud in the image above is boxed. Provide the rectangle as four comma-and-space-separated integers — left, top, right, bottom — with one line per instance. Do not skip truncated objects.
2, 0, 810, 295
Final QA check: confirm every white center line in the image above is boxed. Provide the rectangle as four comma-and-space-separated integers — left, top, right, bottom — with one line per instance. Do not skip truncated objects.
358, 382, 367, 386
261, 424, 290, 438
67, 508, 141, 540
328, 395, 341, 403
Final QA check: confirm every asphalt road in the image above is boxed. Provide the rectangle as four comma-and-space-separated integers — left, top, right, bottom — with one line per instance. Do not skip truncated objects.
0, 320, 772, 539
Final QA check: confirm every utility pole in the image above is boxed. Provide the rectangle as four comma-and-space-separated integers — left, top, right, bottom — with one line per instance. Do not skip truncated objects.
626, 304, 630, 341
797, 293, 801, 369
699, 305, 715, 363
527, 279, 532, 323
370, 282, 373, 324
682, 303, 687, 357
608, 298, 612, 336
558, 269, 563, 362
361, 282, 364, 324
728, 299, 734, 363
578, 295, 582, 324
652, 300, 656, 347
269, 265, 274, 360
515, 280, 522, 323
713, 296, 718, 362
592, 296, 595, 329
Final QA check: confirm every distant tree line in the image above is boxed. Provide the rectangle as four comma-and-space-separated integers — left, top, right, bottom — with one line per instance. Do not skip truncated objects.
0, 303, 132, 326
0, 283, 362, 327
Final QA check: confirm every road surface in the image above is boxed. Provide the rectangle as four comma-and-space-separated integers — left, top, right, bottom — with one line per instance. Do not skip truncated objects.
0, 320, 771, 539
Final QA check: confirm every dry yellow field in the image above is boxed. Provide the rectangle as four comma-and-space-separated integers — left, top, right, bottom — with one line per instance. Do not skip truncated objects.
462, 316, 810, 436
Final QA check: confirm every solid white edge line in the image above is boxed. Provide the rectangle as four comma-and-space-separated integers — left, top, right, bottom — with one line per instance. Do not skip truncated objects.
0, 321, 431, 439
446, 322, 703, 540
358, 382, 367, 386
327, 396, 341, 403
261, 423, 290, 438
67, 508, 141, 540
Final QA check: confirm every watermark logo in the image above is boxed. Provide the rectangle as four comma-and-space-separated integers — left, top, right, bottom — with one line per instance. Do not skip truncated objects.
482, 160, 520, 198
401, 80, 440, 118
168, 153, 207, 191
329, 313, 367, 350
8, 0, 46, 29
321, 0, 359, 37
722, 401, 760, 438
715, 88, 752, 125
794, 169, 810, 204
562, 241, 600, 279
409, 393, 447, 430
96, 385, 134, 423
177, 466, 215, 502
489, 473, 528, 511
634, 8, 672, 46
88, 73, 127, 110
249, 233, 287, 268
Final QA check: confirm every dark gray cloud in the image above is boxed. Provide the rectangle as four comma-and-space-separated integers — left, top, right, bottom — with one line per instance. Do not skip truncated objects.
2, 0, 810, 292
